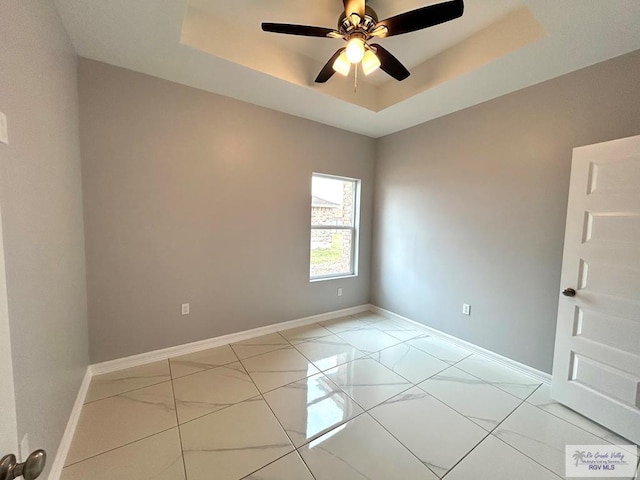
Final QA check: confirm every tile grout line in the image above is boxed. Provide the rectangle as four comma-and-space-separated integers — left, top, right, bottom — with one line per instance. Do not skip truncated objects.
63, 425, 178, 469
235, 340, 406, 473
282, 332, 398, 479
104, 323, 498, 426
64, 359, 185, 470
438, 433, 492, 480
234, 318, 424, 479
458, 379, 587, 480
173, 354, 329, 431
360, 331, 507, 398
173, 358, 259, 428
235, 322, 410, 397
290, 341, 366, 375
436, 374, 633, 480
175, 336, 524, 478
86, 345, 243, 406
410, 365, 515, 430
229, 331, 293, 362
332, 332, 404, 354
446, 353, 542, 402
82, 378, 173, 406
361, 371, 495, 479
438, 387, 535, 479
270, 363, 417, 479
167, 359, 189, 480
479, 384, 567, 479
485, 433, 564, 480
174, 395, 256, 428
354, 336, 550, 479
523, 385, 638, 449
277, 320, 469, 419
290, 450, 319, 480
167, 348, 241, 381
364, 344, 457, 385
313, 335, 438, 477
238, 354, 319, 480
364, 408, 444, 479
88, 341, 268, 406
411, 356, 537, 429
524, 388, 637, 448
293, 411, 371, 478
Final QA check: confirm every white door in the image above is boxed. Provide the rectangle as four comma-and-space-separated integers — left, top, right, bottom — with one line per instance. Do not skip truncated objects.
552, 135, 640, 444
0, 201, 18, 456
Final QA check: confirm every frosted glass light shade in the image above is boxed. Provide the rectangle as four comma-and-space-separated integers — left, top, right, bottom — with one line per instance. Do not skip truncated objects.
332, 52, 351, 76
362, 50, 381, 75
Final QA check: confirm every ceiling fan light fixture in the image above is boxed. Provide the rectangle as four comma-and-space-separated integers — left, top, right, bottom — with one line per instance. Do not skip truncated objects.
345, 37, 365, 64
263, 0, 465, 84
362, 50, 381, 75
332, 52, 351, 76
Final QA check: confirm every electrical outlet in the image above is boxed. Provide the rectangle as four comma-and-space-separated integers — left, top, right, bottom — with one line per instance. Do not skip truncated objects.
181, 303, 190, 315
337, 288, 343, 297
462, 304, 471, 316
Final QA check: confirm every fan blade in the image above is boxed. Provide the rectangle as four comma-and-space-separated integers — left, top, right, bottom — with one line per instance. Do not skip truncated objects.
315, 48, 346, 83
370, 44, 410, 81
262, 23, 337, 38
376, 0, 464, 37
343, 0, 365, 18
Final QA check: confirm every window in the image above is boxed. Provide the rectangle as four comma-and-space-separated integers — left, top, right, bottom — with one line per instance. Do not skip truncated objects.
310, 173, 360, 280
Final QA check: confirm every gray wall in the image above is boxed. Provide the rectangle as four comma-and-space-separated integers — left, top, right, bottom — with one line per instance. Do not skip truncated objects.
0, 0, 89, 474
372, 50, 640, 373
78, 60, 376, 363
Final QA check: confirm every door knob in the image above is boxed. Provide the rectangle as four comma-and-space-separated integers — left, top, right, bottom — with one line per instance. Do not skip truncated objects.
0, 450, 46, 480
562, 287, 577, 297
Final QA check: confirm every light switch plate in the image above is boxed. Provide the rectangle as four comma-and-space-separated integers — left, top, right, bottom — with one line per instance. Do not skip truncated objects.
0, 112, 8, 144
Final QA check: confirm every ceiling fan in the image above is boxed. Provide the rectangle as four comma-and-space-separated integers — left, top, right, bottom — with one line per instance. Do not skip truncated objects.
262, 0, 464, 83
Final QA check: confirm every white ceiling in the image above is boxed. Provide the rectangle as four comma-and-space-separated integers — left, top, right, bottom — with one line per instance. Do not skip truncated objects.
54, 0, 640, 138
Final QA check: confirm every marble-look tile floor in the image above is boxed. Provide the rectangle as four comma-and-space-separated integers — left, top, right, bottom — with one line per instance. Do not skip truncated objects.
63, 311, 639, 480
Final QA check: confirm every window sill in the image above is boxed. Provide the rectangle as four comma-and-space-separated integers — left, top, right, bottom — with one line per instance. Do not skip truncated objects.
310, 274, 358, 283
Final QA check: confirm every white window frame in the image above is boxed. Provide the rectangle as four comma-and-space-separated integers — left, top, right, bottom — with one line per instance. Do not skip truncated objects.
310, 173, 361, 282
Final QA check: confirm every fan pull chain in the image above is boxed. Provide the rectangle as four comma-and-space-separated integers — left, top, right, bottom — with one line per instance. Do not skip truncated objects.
354, 64, 358, 92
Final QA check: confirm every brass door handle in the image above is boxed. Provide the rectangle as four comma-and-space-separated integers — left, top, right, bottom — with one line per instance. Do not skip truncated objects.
0, 450, 46, 480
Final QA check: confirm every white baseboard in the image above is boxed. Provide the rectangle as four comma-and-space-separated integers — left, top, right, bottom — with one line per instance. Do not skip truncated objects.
370, 305, 552, 385
47, 366, 92, 480
91, 304, 370, 375
47, 304, 369, 478
50, 302, 551, 478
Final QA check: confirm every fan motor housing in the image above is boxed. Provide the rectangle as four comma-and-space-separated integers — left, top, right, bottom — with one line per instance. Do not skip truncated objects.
338, 6, 379, 33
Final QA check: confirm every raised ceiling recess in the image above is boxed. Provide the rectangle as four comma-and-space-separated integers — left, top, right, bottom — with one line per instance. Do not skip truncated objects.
54, 0, 640, 137
182, 0, 545, 111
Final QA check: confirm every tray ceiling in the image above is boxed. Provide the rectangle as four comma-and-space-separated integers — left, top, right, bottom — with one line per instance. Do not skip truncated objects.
54, 0, 640, 137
